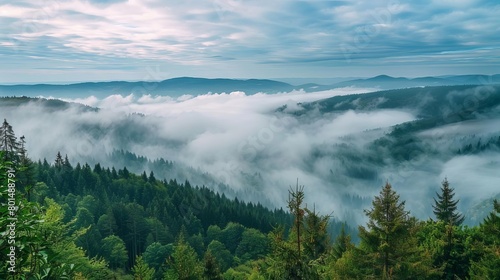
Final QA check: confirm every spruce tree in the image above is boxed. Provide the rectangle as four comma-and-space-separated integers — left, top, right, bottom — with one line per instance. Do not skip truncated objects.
433, 178, 465, 226
55, 151, 64, 168
63, 154, 72, 169
358, 182, 413, 279
303, 205, 330, 260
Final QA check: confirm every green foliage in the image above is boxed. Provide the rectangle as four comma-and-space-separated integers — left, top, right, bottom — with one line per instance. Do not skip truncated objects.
206, 225, 222, 243
480, 199, 500, 239
75, 224, 103, 258
188, 233, 206, 258
97, 213, 118, 237
36, 199, 114, 279
418, 220, 485, 279
1, 156, 110, 279
74, 207, 95, 229
0, 175, 111, 279
328, 247, 366, 280
223, 262, 263, 280
469, 247, 500, 279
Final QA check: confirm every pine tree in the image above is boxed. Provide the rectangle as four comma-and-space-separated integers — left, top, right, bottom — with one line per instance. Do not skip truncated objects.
0, 119, 19, 160
433, 178, 465, 226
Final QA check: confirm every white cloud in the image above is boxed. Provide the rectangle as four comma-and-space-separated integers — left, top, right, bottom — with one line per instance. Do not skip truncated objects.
4, 87, 417, 220
0, 4, 35, 18
441, 154, 500, 198
3, 85, 500, 224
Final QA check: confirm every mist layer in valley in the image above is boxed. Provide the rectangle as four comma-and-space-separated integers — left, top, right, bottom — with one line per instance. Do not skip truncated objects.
2, 84, 500, 226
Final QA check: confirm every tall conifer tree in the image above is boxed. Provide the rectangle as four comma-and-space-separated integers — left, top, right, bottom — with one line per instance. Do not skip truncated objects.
0, 119, 18, 160
433, 178, 465, 226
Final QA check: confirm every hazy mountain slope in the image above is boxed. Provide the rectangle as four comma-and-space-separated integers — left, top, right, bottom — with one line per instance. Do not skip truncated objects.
0, 96, 97, 112
289, 84, 500, 223
297, 84, 500, 119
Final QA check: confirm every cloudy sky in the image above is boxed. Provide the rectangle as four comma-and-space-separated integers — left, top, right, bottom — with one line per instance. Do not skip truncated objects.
1, 0, 499, 83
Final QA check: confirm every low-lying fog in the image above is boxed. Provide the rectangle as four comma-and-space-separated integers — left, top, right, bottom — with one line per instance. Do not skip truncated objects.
3, 87, 499, 225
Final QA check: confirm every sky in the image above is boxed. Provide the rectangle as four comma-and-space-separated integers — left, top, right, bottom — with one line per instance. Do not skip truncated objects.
0, 0, 499, 83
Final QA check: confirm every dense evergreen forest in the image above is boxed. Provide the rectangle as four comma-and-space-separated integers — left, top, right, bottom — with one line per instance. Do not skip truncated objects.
1, 118, 499, 279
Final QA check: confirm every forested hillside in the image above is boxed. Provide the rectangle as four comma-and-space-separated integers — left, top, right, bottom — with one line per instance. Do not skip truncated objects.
1, 115, 499, 279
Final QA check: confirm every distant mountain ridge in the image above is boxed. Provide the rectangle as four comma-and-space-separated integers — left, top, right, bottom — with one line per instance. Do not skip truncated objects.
0, 77, 295, 99
0, 75, 499, 99
323, 74, 500, 90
